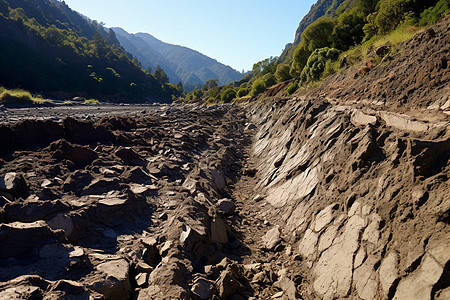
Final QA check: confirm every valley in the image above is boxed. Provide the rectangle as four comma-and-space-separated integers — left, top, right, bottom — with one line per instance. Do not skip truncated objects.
0, 15, 449, 299
0, 0, 449, 299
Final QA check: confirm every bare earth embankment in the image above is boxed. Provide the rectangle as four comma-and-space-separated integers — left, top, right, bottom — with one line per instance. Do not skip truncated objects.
0, 15, 449, 300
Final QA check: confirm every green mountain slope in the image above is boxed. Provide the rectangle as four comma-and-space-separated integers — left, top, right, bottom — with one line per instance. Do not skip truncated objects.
112, 28, 243, 87
279, 0, 448, 67
0, 0, 172, 102
112, 27, 183, 85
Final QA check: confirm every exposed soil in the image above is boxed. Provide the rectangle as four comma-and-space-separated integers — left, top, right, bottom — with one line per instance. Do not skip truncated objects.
0, 14, 449, 300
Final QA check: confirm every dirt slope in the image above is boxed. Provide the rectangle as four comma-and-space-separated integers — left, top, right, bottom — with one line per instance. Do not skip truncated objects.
0, 13, 448, 300
232, 14, 450, 299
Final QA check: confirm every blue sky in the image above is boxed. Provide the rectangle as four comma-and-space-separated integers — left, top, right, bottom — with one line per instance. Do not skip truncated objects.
63, 0, 317, 72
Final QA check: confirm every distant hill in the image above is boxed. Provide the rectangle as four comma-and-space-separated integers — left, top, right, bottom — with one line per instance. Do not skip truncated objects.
0, 0, 174, 102
113, 28, 243, 87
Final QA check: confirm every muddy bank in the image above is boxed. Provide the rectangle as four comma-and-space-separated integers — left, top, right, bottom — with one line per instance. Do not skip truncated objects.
240, 97, 449, 299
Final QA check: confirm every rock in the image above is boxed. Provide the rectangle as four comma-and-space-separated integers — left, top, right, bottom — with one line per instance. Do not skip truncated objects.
275, 275, 297, 300
272, 291, 284, 298
376, 44, 390, 57
135, 273, 149, 287
313, 215, 366, 299
217, 198, 236, 214
142, 257, 190, 299
379, 252, 399, 295
393, 253, 444, 300
0, 282, 44, 299
40, 179, 53, 188
0, 221, 62, 258
211, 217, 229, 244
91, 259, 131, 300
436, 287, 450, 300
91, 192, 148, 227
122, 167, 153, 185
3, 199, 69, 223
245, 123, 257, 131
191, 278, 213, 299
314, 203, 339, 232
266, 166, 318, 208
47, 213, 74, 237
135, 262, 154, 274
351, 110, 377, 126
115, 147, 145, 165
353, 257, 379, 300
49, 140, 98, 168
216, 270, 241, 299
49, 280, 92, 298
63, 117, 111, 144
0, 172, 27, 198
262, 226, 281, 250
298, 229, 319, 258
80, 178, 120, 196
180, 225, 206, 251
63, 170, 93, 195
210, 169, 226, 192
253, 194, 263, 202
379, 111, 430, 133
141, 237, 160, 267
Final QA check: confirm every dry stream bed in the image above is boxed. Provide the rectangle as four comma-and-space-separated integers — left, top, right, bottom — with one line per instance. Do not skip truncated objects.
0, 98, 448, 300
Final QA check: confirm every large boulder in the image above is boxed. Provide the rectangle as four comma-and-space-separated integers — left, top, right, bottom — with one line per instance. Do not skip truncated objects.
49, 140, 98, 169
0, 221, 63, 258
0, 172, 28, 198
63, 117, 112, 144
86, 259, 131, 300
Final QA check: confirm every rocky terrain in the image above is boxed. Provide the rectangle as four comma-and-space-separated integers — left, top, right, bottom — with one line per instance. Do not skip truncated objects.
0, 14, 449, 300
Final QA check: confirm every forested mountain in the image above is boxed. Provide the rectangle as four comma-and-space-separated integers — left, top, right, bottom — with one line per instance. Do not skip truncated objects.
0, 0, 176, 102
112, 28, 243, 89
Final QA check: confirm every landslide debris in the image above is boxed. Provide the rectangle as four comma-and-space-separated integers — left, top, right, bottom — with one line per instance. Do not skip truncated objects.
0, 104, 253, 299
0, 13, 449, 300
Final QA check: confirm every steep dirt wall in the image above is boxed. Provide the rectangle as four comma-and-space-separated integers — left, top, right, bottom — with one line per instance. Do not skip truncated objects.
246, 97, 450, 299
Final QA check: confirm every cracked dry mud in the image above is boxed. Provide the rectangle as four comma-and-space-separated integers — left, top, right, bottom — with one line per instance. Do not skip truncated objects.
0, 15, 449, 300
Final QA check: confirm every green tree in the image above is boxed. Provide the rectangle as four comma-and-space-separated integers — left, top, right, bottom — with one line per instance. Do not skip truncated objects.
91, 31, 108, 57
237, 88, 249, 98
419, 0, 450, 26
154, 65, 169, 85
202, 78, 219, 91
0, 0, 9, 15
252, 56, 278, 77
331, 11, 366, 50
301, 18, 335, 52
290, 18, 334, 77
286, 81, 299, 95
290, 46, 311, 77
300, 47, 340, 82
221, 88, 237, 103
251, 78, 265, 97
275, 64, 292, 82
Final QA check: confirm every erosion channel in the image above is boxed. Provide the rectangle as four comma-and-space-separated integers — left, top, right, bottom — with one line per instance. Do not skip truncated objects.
1, 17, 450, 300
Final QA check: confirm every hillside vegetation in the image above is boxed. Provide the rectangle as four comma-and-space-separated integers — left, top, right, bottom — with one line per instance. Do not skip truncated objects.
190, 0, 449, 104
113, 28, 243, 91
0, 0, 181, 102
